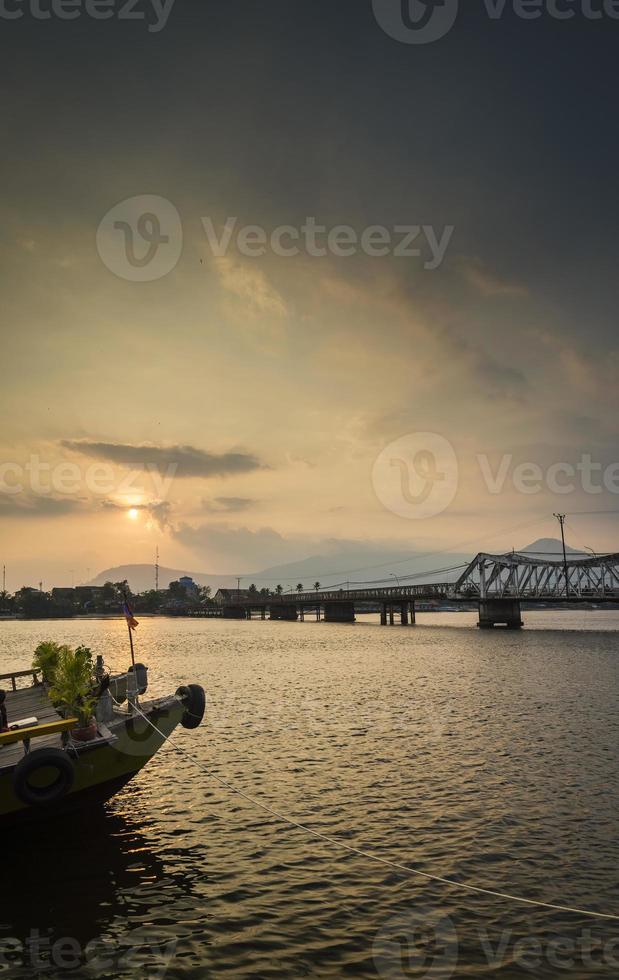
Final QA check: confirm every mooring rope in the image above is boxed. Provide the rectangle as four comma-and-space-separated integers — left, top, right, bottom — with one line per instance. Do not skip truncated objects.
122, 698, 619, 922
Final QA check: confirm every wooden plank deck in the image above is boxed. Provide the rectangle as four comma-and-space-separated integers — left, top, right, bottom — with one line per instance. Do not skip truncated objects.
0, 685, 63, 769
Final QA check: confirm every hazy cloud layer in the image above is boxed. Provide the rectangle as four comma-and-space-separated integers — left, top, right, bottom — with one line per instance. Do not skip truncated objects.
173, 523, 310, 571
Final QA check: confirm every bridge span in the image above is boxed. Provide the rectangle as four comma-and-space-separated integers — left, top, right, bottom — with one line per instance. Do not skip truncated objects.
216, 551, 619, 629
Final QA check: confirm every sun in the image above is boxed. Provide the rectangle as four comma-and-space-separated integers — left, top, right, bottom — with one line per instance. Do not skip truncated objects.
128, 508, 140, 521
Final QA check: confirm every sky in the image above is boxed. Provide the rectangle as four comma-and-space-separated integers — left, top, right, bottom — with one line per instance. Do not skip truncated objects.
1, 0, 618, 588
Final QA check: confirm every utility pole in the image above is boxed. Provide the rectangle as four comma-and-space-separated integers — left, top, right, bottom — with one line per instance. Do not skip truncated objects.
554, 513, 570, 598
236, 576, 241, 599
155, 546, 159, 592
2, 565, 5, 594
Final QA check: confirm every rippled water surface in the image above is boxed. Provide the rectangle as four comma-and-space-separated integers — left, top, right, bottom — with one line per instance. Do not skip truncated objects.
1, 613, 618, 979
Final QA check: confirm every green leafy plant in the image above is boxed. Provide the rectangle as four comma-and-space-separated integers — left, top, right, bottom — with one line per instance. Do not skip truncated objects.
74, 645, 94, 670
32, 641, 69, 684
49, 646, 97, 728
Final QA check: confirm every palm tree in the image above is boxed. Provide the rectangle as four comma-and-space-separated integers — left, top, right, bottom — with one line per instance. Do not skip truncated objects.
249, 583, 258, 595
313, 581, 321, 591
296, 583, 304, 593
0, 590, 16, 612
114, 579, 131, 599
275, 584, 284, 595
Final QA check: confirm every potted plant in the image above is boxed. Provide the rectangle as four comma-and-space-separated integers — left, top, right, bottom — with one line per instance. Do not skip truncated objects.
32, 640, 68, 685
49, 645, 98, 742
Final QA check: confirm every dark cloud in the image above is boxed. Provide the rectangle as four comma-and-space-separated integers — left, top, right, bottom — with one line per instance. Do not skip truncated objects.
0, 494, 85, 518
147, 500, 173, 529
475, 353, 527, 395
61, 441, 264, 478
203, 497, 257, 513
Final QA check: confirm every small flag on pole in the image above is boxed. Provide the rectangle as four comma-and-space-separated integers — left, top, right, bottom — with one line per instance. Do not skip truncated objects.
123, 599, 139, 630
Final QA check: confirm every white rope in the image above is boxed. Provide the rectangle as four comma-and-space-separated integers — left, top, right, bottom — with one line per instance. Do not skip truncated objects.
124, 697, 619, 922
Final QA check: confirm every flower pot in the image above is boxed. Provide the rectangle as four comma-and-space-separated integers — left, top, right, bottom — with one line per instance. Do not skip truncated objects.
71, 718, 98, 742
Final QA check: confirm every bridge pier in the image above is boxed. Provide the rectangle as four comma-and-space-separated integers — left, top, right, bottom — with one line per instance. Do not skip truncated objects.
478, 598, 523, 629
270, 603, 299, 621
381, 601, 416, 625
222, 605, 246, 619
400, 601, 416, 625
324, 601, 356, 623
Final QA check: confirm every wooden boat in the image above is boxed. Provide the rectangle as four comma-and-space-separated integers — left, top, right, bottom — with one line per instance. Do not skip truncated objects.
0, 663, 205, 827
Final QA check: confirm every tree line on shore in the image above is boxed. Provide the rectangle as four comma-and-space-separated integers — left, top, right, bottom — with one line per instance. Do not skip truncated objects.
0, 578, 323, 619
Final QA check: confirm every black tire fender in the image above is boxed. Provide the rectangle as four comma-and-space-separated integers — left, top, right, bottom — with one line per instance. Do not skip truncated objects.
175, 684, 206, 730
128, 662, 148, 695
13, 747, 75, 807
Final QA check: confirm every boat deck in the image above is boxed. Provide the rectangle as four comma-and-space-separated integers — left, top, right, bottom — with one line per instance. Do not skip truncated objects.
0, 685, 63, 769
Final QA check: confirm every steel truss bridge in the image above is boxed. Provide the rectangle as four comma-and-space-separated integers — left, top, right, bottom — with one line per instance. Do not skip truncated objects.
453, 551, 619, 601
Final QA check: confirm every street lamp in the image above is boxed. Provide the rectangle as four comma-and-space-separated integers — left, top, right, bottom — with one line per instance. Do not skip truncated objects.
553, 513, 570, 598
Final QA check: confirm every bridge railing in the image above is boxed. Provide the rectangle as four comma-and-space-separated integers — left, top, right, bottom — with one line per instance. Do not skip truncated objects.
235, 583, 454, 605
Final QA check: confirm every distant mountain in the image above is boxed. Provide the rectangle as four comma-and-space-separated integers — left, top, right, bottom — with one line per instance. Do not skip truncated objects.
89, 564, 239, 594
90, 537, 585, 594
90, 548, 472, 593
519, 537, 585, 558
240, 547, 476, 590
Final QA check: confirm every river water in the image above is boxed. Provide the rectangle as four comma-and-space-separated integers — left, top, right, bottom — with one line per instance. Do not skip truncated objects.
1, 613, 618, 979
